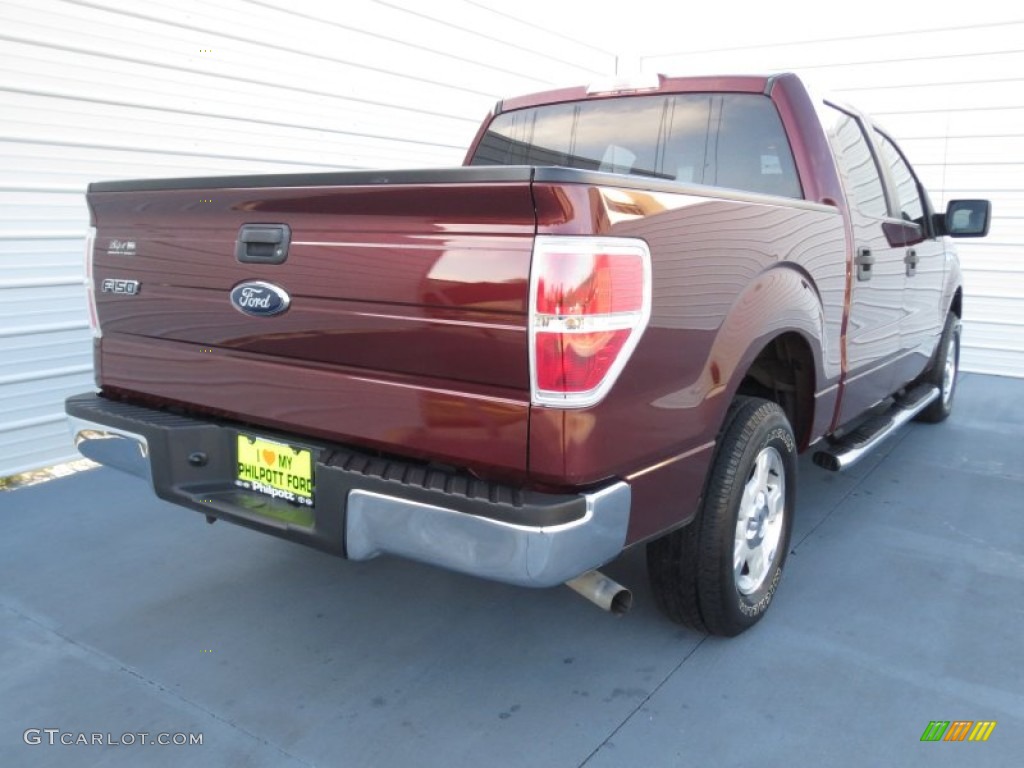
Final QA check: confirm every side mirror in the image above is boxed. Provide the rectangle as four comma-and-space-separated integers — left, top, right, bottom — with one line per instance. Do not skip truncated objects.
944, 199, 991, 237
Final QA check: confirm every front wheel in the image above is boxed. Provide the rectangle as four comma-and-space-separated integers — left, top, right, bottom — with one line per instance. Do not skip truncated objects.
916, 311, 960, 423
647, 397, 796, 636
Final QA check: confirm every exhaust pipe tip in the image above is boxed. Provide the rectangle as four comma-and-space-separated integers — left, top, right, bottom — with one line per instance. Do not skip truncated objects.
565, 570, 633, 615
608, 587, 633, 615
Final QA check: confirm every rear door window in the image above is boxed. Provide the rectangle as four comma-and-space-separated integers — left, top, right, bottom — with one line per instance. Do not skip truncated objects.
470, 93, 802, 199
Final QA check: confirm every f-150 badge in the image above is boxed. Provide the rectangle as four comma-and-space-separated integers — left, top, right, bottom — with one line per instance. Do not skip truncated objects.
101, 278, 140, 295
230, 281, 290, 317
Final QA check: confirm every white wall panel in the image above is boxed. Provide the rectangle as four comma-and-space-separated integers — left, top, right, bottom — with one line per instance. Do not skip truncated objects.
0, 0, 615, 475
645, 21, 1024, 379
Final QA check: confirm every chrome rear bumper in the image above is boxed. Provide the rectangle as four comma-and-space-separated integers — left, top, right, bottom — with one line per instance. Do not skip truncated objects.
345, 484, 630, 587
69, 418, 151, 481
66, 394, 630, 588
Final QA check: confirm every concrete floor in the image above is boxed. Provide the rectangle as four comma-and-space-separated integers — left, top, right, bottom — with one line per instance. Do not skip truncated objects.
1, 373, 1022, 767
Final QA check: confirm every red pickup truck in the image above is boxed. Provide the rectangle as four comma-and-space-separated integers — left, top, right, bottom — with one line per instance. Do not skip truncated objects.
67, 73, 990, 636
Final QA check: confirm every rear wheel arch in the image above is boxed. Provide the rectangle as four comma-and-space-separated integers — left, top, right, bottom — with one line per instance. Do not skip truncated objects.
703, 265, 829, 452
733, 332, 818, 451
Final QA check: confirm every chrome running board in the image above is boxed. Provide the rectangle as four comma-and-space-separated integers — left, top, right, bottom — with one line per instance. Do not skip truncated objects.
813, 384, 940, 471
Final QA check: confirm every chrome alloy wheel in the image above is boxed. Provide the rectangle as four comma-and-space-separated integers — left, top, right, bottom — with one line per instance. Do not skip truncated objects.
942, 327, 958, 407
734, 446, 786, 595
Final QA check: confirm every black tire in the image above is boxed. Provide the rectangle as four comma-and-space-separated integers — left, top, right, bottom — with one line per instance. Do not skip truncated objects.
646, 397, 796, 636
915, 312, 961, 424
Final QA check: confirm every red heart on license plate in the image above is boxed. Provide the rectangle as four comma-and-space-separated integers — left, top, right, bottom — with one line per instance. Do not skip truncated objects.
262, 449, 276, 466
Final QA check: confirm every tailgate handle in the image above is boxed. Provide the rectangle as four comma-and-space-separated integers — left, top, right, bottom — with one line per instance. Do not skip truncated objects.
236, 224, 291, 264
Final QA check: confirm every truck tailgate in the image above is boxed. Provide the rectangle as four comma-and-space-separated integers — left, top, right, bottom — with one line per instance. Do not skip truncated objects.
87, 168, 536, 477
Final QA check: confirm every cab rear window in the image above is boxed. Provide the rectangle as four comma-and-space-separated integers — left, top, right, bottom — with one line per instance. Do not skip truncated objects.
470, 92, 802, 199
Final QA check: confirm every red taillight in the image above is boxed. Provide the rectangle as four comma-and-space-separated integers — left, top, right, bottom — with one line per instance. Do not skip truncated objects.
535, 252, 645, 316
535, 329, 632, 392
530, 237, 651, 407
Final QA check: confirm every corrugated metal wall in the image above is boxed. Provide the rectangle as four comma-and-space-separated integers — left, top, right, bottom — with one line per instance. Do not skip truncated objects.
644, 21, 1024, 378
0, 0, 615, 476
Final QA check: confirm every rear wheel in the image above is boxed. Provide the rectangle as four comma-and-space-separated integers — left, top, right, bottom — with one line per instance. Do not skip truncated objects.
916, 311, 960, 424
647, 397, 796, 636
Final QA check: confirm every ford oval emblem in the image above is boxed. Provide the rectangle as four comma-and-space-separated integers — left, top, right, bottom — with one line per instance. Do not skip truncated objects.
230, 281, 290, 317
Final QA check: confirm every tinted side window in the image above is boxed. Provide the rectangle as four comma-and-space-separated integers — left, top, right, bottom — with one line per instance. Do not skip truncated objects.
821, 104, 887, 218
874, 130, 924, 223
471, 93, 802, 198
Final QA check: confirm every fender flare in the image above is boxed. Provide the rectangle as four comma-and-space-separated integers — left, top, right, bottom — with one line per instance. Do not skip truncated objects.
703, 264, 831, 444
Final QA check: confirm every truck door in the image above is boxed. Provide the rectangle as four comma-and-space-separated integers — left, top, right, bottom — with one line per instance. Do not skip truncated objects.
872, 129, 946, 386
821, 104, 905, 424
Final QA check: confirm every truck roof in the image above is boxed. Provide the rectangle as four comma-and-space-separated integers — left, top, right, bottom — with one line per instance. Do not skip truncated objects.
497, 74, 780, 114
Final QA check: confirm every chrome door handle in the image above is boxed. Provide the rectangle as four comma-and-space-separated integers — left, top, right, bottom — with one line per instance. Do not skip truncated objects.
855, 246, 874, 281
904, 248, 918, 277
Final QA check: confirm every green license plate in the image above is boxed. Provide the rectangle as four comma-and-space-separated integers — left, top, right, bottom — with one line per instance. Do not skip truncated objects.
235, 434, 314, 506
